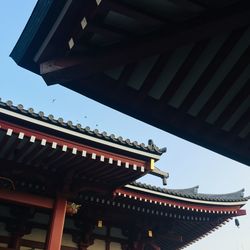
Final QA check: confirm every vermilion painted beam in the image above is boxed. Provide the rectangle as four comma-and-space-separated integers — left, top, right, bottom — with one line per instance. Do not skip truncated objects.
0, 120, 148, 169
115, 188, 243, 213
237, 209, 247, 216
46, 196, 67, 250
0, 189, 53, 209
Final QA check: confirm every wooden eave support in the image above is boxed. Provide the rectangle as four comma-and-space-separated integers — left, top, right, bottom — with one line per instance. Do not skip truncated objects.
0, 190, 68, 250
164, 232, 183, 242
149, 166, 169, 186
40, 7, 250, 84
100, 0, 165, 24
236, 209, 247, 216
0, 189, 53, 209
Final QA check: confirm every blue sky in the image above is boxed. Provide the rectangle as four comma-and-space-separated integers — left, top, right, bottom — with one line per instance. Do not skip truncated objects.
1, 1, 250, 249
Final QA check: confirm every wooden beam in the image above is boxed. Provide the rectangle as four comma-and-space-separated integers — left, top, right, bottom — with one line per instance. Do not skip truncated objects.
158, 232, 183, 242
8, 234, 21, 249
214, 80, 249, 128
101, 0, 165, 24
159, 39, 208, 105
40, 6, 250, 84
0, 235, 77, 250
46, 195, 67, 250
86, 23, 125, 39
230, 109, 250, 135
179, 27, 245, 113
33, 0, 74, 63
138, 52, 172, 101
197, 46, 250, 120
115, 188, 243, 213
117, 63, 136, 88
0, 189, 53, 209
60, 73, 250, 165
187, 0, 211, 8
237, 209, 247, 216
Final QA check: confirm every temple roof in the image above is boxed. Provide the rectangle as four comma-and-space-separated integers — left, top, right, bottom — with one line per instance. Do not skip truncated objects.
10, 0, 250, 166
0, 97, 248, 249
128, 182, 249, 203
0, 98, 248, 205
0, 98, 166, 158
0, 98, 169, 194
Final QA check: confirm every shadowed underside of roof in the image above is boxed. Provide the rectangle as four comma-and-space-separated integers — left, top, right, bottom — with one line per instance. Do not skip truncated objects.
10, 0, 250, 166
0, 98, 167, 195
0, 98, 248, 204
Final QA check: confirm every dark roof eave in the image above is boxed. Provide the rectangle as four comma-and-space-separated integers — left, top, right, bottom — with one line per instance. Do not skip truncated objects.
10, 0, 66, 72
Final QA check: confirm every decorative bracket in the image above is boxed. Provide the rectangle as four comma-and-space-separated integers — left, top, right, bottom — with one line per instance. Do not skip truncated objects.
149, 166, 169, 186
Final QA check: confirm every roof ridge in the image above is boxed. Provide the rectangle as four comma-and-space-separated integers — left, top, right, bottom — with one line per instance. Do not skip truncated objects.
0, 98, 166, 156
198, 188, 245, 199
129, 182, 249, 202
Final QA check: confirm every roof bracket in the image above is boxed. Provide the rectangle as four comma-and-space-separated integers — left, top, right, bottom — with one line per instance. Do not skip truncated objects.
150, 166, 169, 186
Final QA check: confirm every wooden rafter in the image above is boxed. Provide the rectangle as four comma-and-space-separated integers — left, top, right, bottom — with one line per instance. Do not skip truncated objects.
117, 63, 136, 86
100, 0, 166, 24
179, 27, 246, 113
214, 80, 249, 128
159, 39, 209, 106
197, 46, 250, 120
40, 6, 250, 84
0, 189, 53, 209
231, 109, 250, 135
138, 52, 172, 101
61, 73, 249, 165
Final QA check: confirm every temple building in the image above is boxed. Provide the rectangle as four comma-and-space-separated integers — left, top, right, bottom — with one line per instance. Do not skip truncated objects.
0, 99, 248, 250
3, 0, 249, 249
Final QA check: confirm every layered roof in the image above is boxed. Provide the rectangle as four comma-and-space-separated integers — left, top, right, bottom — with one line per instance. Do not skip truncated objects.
79, 182, 248, 250
0, 99, 165, 159
0, 98, 168, 195
10, 0, 250, 166
0, 98, 248, 250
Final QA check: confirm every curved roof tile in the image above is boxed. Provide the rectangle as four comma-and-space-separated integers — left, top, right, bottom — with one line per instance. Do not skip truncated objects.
0, 98, 166, 156
130, 182, 249, 202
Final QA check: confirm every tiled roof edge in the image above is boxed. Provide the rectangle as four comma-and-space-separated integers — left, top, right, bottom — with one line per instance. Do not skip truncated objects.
130, 182, 249, 202
0, 99, 166, 156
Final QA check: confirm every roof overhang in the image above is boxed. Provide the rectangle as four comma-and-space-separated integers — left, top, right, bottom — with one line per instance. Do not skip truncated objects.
10, 0, 250, 166
0, 104, 163, 196
77, 191, 246, 250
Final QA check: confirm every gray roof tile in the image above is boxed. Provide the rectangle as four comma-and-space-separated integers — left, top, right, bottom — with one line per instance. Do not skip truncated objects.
0, 99, 165, 156
130, 182, 249, 202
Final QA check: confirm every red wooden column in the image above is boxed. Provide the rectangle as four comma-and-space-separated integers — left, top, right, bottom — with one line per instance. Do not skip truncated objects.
46, 195, 67, 250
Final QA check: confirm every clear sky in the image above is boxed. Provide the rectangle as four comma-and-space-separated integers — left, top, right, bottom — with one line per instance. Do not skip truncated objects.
1, 1, 250, 249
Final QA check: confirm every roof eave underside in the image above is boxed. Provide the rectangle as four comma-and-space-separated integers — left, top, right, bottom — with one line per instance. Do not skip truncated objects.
10, 0, 250, 166
10, 0, 66, 72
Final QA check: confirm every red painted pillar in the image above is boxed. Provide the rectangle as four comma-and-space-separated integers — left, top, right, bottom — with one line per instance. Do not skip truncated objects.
8, 233, 21, 249
46, 195, 67, 250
